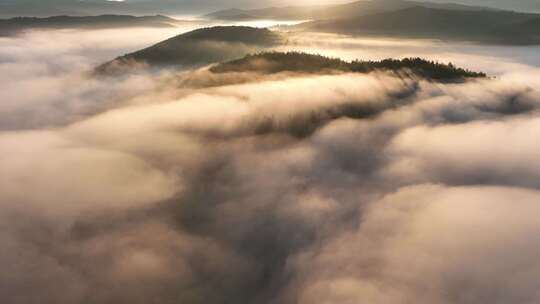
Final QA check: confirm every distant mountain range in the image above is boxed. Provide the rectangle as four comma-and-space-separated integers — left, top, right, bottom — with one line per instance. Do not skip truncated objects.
206, 0, 540, 45
206, 0, 494, 20
96, 26, 284, 74
0, 0, 187, 18
0, 0, 144, 18
298, 6, 540, 45
0, 15, 185, 36
1, 0, 539, 18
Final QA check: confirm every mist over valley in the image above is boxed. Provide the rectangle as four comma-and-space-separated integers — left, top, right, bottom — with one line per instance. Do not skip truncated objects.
2, 1, 540, 304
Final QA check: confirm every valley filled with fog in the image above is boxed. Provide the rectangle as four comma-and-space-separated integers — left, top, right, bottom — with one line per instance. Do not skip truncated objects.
2, 15, 540, 304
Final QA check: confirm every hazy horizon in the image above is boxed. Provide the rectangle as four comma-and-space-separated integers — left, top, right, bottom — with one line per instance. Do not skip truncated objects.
0, 0, 539, 17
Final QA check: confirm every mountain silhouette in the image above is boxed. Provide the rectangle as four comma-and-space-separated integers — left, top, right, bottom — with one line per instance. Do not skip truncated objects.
206, 0, 493, 20
96, 26, 284, 74
0, 14, 182, 36
299, 6, 540, 45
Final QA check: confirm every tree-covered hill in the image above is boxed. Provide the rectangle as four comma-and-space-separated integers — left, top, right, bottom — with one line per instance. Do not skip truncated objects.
96, 26, 284, 74
210, 52, 486, 81
175, 26, 283, 46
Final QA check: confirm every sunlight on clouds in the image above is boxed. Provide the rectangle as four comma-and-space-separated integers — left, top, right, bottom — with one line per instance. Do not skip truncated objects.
1, 18, 540, 304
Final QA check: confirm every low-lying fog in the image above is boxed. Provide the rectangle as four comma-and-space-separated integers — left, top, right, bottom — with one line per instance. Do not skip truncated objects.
2, 22, 540, 304
279, 32, 540, 75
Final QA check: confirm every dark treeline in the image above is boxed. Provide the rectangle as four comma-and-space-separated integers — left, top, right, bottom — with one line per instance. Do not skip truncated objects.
210, 52, 486, 80
351, 57, 486, 80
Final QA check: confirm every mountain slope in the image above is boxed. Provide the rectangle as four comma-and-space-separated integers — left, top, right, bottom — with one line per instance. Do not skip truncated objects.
96, 26, 284, 74
0, 15, 182, 36
206, 0, 493, 21
299, 6, 540, 45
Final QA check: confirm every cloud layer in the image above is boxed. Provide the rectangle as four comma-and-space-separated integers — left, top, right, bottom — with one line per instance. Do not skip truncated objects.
2, 26, 540, 304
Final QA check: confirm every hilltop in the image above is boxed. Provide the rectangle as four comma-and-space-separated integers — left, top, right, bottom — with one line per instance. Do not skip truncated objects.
96, 26, 284, 74
210, 52, 486, 81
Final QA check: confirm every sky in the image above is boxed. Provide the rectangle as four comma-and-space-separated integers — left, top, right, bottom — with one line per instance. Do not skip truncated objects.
0, 0, 539, 16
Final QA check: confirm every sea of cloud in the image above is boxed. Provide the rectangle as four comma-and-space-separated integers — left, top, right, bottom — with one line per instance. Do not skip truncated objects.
1, 25, 540, 304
